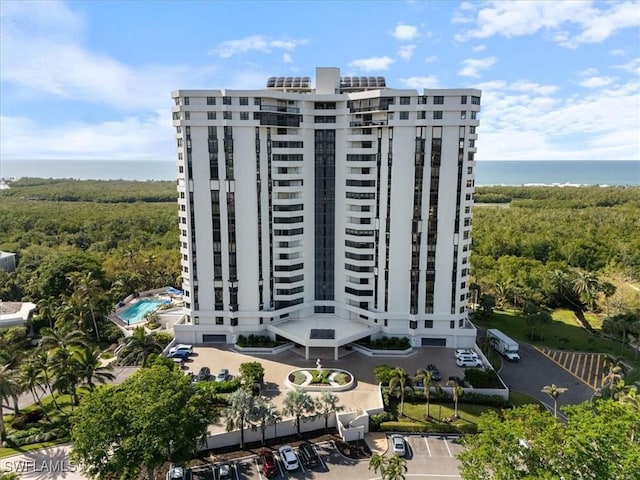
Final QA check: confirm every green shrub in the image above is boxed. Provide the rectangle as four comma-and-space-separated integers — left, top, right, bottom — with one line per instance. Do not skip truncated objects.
463, 368, 504, 388
369, 411, 395, 431
359, 336, 410, 350
194, 377, 241, 394
374, 364, 397, 385
10, 409, 44, 430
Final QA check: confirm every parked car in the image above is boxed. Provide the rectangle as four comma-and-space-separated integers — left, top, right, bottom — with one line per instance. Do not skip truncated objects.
298, 442, 320, 468
171, 357, 185, 366
217, 461, 232, 480
215, 368, 230, 382
454, 348, 478, 360
259, 449, 278, 478
196, 366, 211, 381
278, 445, 299, 471
426, 364, 442, 381
391, 435, 406, 456
168, 350, 190, 360
169, 343, 193, 356
456, 356, 483, 368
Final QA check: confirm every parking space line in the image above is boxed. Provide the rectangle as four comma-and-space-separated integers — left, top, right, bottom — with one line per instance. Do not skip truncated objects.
424, 436, 432, 457
444, 438, 453, 457
313, 444, 327, 471
253, 459, 263, 480
585, 354, 595, 386
577, 355, 586, 379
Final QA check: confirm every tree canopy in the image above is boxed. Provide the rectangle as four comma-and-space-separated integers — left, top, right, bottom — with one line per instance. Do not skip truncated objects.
70, 365, 215, 480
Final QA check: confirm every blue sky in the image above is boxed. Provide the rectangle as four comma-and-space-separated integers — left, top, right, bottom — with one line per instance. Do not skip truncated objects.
1, 0, 639, 162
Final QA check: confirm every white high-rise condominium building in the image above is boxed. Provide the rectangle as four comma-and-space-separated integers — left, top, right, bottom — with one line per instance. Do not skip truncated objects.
172, 67, 480, 359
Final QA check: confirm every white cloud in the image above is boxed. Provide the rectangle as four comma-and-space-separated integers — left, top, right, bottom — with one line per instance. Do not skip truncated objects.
475, 77, 640, 161
349, 56, 394, 71
399, 76, 439, 89
424, 55, 438, 64
0, 113, 175, 160
454, 1, 640, 49
392, 24, 419, 41
609, 49, 626, 56
211, 35, 307, 58
283, 53, 293, 63
0, 1, 218, 111
579, 76, 616, 88
616, 57, 640, 76
397, 45, 416, 60
471, 44, 486, 52
458, 56, 497, 78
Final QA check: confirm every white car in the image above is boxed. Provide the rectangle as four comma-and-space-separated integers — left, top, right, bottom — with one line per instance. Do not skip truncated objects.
391, 435, 406, 456
454, 348, 478, 360
278, 445, 299, 471
456, 357, 483, 368
169, 344, 193, 356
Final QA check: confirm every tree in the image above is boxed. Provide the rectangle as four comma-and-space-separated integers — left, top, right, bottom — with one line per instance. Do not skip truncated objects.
480, 294, 496, 315
39, 327, 88, 351
315, 391, 344, 429
385, 454, 408, 480
224, 389, 255, 449
37, 296, 59, 329
0, 364, 21, 445
73, 346, 115, 391
602, 356, 626, 399
249, 396, 280, 446
388, 367, 412, 417
541, 384, 568, 418
453, 385, 464, 418
368, 453, 386, 476
239, 361, 265, 386
414, 368, 439, 419
71, 365, 214, 480
68, 271, 105, 342
600, 281, 616, 318
282, 389, 315, 437
458, 400, 640, 480
118, 327, 164, 367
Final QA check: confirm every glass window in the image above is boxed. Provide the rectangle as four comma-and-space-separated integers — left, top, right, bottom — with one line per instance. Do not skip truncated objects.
433, 111, 443, 120
207, 97, 216, 105
223, 111, 232, 120
240, 112, 249, 120
208, 111, 216, 120
461, 96, 467, 104
400, 111, 409, 120
399, 96, 411, 105
223, 96, 232, 105
433, 96, 444, 105
239, 97, 249, 105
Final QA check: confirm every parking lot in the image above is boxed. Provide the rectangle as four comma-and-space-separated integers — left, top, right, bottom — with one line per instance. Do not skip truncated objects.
186, 435, 463, 480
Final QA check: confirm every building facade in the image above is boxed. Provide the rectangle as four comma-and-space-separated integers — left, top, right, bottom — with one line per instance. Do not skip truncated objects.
172, 67, 480, 358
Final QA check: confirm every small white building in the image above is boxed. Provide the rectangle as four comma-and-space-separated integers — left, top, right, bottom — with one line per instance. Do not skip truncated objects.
0, 251, 16, 273
171, 67, 481, 358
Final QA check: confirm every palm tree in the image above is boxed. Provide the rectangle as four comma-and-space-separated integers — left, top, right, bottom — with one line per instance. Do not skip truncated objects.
0, 350, 23, 414
453, 385, 464, 418
315, 391, 344, 429
602, 356, 626, 398
37, 296, 59, 329
31, 349, 61, 411
542, 384, 568, 418
282, 389, 315, 437
249, 396, 280, 445
389, 367, 412, 417
600, 282, 616, 318
368, 453, 387, 476
414, 368, 439, 419
573, 271, 600, 311
224, 389, 255, 449
19, 357, 45, 407
385, 454, 408, 480
69, 271, 104, 342
39, 327, 88, 351
73, 346, 115, 391
50, 346, 81, 406
119, 327, 163, 367
0, 364, 21, 446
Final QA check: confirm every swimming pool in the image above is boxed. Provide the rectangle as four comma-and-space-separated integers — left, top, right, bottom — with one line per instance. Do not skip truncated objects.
118, 299, 165, 324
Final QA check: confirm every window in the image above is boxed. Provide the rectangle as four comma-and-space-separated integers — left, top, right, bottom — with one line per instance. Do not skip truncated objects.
216, 317, 224, 325
418, 96, 427, 104
207, 97, 216, 105
400, 111, 409, 120
409, 320, 417, 329
240, 112, 249, 120
183, 96, 189, 105
239, 97, 249, 105
470, 111, 477, 120
208, 111, 216, 120
425, 320, 433, 328
223, 96, 232, 105
400, 96, 411, 105
417, 111, 426, 119
469, 126, 476, 134
450, 320, 455, 329
461, 96, 467, 104
471, 96, 480, 105
433, 111, 443, 120
254, 97, 261, 106
469, 139, 475, 147
433, 96, 444, 105
460, 111, 467, 119
184, 111, 190, 120
223, 111, 232, 120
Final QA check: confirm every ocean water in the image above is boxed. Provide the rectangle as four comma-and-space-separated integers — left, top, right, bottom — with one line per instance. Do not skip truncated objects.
1, 159, 639, 186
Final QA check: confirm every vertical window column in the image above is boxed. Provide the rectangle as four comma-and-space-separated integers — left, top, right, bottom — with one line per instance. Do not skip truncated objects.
255, 127, 264, 310
409, 128, 426, 315
425, 126, 442, 314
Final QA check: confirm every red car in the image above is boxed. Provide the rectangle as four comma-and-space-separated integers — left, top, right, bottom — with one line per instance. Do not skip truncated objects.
259, 449, 278, 478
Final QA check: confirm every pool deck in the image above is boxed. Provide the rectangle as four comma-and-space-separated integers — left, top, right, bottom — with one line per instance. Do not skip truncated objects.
110, 288, 180, 329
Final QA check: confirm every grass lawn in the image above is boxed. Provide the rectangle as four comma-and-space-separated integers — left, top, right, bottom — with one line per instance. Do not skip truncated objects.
390, 398, 499, 427
509, 391, 542, 407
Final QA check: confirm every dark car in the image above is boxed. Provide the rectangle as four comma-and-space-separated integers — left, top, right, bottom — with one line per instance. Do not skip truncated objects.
426, 364, 442, 381
259, 449, 278, 478
217, 461, 232, 480
196, 366, 211, 381
298, 442, 320, 468
169, 350, 190, 360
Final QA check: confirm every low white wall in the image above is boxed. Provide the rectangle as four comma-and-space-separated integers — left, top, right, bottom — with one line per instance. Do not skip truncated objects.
350, 344, 414, 357
201, 415, 331, 451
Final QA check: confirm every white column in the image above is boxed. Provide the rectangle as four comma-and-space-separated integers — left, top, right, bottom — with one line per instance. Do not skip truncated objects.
305, 345, 309, 360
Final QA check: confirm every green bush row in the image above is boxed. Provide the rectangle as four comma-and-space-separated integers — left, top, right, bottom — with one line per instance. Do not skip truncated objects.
379, 421, 477, 434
